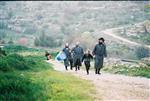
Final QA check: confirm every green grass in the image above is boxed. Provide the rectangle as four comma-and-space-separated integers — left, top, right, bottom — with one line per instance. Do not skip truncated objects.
103, 65, 150, 78
3, 44, 41, 53
0, 45, 95, 101
28, 70, 95, 101
0, 53, 51, 72
0, 63, 95, 101
0, 54, 29, 72
0, 72, 46, 101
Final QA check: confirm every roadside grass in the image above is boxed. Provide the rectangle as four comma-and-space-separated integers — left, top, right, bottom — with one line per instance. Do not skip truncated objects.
0, 72, 46, 101
27, 70, 95, 101
102, 65, 150, 78
80, 59, 150, 78
0, 53, 51, 72
81, 61, 150, 78
0, 45, 95, 101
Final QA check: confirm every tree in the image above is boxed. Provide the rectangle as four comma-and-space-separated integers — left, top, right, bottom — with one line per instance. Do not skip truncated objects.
23, 27, 37, 35
135, 46, 149, 59
0, 21, 8, 29
0, 31, 6, 40
0, 1, 6, 6
8, 11, 13, 19
0, 40, 5, 44
143, 24, 149, 34
34, 33, 62, 48
8, 38, 14, 44
34, 37, 40, 46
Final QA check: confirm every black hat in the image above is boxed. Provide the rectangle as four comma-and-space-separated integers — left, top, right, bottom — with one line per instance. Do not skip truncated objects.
98, 37, 105, 42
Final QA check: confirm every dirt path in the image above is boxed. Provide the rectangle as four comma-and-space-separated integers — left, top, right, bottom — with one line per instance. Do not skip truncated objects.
48, 60, 150, 101
102, 28, 150, 49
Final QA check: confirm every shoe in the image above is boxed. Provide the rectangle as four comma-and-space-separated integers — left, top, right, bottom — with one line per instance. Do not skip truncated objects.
98, 72, 101, 75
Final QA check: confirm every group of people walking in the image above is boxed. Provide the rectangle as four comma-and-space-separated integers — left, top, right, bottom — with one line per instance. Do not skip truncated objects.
62, 37, 107, 75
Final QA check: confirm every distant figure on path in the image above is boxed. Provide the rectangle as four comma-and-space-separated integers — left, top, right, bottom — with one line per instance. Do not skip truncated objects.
45, 51, 51, 60
62, 43, 73, 70
82, 49, 93, 75
72, 42, 84, 71
92, 38, 107, 74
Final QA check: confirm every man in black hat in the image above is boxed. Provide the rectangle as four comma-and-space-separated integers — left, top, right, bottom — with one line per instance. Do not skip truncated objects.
92, 37, 107, 74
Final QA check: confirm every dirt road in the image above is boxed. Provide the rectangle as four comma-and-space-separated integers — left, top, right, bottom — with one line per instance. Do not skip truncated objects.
102, 28, 150, 49
49, 60, 150, 101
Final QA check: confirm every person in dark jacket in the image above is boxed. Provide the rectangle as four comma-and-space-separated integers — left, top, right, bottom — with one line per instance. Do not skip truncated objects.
62, 43, 73, 70
72, 42, 84, 71
92, 37, 107, 74
82, 49, 93, 75
68, 49, 73, 70
45, 51, 51, 60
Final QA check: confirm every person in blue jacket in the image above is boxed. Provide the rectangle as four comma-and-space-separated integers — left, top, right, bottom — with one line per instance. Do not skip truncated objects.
72, 42, 84, 71
62, 43, 73, 70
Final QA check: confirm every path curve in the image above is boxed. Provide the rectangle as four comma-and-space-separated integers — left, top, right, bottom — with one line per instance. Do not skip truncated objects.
102, 28, 150, 49
48, 60, 150, 101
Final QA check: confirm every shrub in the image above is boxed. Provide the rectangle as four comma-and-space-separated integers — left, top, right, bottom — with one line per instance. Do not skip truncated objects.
7, 39, 14, 44
0, 54, 29, 72
0, 30, 6, 40
135, 46, 149, 59
141, 58, 150, 67
0, 21, 8, 29
0, 73, 45, 101
103, 65, 150, 78
4, 45, 38, 53
6, 54, 29, 70
34, 33, 62, 48
4, 45, 28, 52
23, 25, 37, 35
0, 58, 12, 72
0, 53, 51, 72
0, 45, 51, 71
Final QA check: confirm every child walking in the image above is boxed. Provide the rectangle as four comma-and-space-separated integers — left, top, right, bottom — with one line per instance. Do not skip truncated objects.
82, 49, 93, 75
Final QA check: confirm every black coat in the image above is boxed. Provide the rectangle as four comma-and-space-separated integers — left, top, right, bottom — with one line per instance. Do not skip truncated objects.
82, 53, 93, 67
92, 43, 107, 69
62, 47, 72, 67
82, 53, 93, 62
72, 46, 84, 66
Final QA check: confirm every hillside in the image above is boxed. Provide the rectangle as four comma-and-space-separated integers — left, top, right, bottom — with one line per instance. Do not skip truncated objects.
113, 20, 150, 45
0, 2, 150, 100
0, 1, 150, 59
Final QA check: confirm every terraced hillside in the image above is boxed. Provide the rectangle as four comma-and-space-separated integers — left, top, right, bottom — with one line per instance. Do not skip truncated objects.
0, 1, 150, 59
